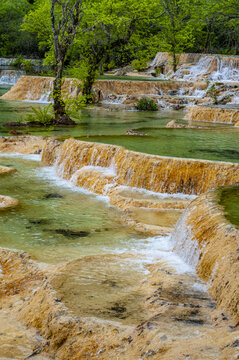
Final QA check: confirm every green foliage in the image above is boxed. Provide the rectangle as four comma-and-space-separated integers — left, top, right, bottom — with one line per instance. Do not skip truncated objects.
2, 0, 239, 82
22, 59, 34, 73
67, 61, 89, 83
25, 104, 53, 125
0, 0, 39, 57
207, 84, 218, 105
65, 95, 89, 117
21, 0, 52, 53
12, 56, 24, 68
107, 61, 116, 71
12, 56, 35, 73
136, 98, 158, 111
131, 59, 148, 72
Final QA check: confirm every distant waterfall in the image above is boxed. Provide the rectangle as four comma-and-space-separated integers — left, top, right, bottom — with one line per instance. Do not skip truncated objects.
0, 69, 25, 85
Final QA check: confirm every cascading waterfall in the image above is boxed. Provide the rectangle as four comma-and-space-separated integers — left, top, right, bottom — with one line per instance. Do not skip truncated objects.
210, 58, 239, 82
0, 69, 25, 85
173, 56, 239, 82
170, 206, 201, 267
42, 138, 239, 196
0, 58, 16, 66
173, 56, 215, 81
169, 191, 239, 323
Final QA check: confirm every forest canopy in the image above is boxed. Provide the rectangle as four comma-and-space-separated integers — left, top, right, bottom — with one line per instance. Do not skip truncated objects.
0, 0, 238, 61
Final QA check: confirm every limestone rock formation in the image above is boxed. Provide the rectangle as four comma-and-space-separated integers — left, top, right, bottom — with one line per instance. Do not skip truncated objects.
0, 195, 19, 210
171, 190, 239, 325
0, 166, 16, 175
186, 105, 239, 124
0, 135, 47, 154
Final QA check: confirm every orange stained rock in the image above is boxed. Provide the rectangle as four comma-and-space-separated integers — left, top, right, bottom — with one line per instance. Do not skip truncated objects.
171, 191, 239, 325
186, 105, 239, 124
1, 75, 205, 103
42, 138, 239, 196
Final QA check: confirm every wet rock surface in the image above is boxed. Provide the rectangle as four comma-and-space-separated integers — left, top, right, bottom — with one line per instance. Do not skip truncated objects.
43, 193, 64, 199
0, 136, 239, 358
0, 135, 46, 154
0, 247, 238, 359
53, 229, 90, 238
0, 195, 19, 210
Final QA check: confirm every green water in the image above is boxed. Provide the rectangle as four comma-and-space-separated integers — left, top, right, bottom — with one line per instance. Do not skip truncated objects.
219, 186, 239, 228
97, 75, 163, 81
1, 85, 239, 163
0, 156, 146, 264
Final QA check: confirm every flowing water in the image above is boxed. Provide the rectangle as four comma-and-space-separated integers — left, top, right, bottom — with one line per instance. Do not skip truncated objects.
0, 155, 146, 264
0, 154, 196, 328
0, 82, 239, 356
0, 66, 25, 85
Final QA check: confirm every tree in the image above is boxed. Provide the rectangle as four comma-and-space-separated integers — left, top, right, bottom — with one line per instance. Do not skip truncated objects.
156, 0, 195, 72
0, 0, 38, 57
70, 0, 156, 99
50, 0, 84, 125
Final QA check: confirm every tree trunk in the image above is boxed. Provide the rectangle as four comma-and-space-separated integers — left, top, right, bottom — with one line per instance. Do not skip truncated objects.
82, 67, 97, 103
52, 60, 76, 125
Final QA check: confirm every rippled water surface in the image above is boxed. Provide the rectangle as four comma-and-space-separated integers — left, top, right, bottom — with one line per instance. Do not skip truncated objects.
1, 85, 239, 162
0, 156, 147, 264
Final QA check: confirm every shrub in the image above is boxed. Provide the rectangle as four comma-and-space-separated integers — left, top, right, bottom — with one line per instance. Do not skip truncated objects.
25, 104, 53, 125
131, 59, 148, 72
107, 60, 116, 71
22, 59, 34, 73
12, 55, 24, 69
207, 84, 218, 105
12, 56, 35, 73
136, 98, 158, 111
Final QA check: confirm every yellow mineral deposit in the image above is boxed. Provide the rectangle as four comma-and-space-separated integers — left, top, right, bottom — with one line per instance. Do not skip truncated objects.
42, 138, 239, 195
0, 135, 46, 154
171, 191, 239, 325
1, 75, 208, 108
1, 76, 79, 102
186, 105, 239, 124
1, 135, 239, 359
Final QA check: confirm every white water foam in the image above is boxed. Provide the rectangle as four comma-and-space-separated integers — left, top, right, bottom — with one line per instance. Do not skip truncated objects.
74, 165, 116, 177
117, 185, 197, 201
210, 59, 239, 82
170, 207, 201, 268
35, 165, 110, 204
116, 234, 194, 274
0, 152, 41, 161
0, 70, 25, 85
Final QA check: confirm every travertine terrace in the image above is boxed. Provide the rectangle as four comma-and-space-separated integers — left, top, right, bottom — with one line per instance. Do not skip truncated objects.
186, 105, 239, 124
0, 136, 239, 358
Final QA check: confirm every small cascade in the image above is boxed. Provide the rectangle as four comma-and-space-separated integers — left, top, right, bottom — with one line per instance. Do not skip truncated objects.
169, 191, 239, 323
0, 69, 25, 85
42, 138, 239, 198
210, 58, 239, 82
170, 207, 201, 267
186, 105, 239, 124
172, 56, 239, 83
0, 58, 15, 66
173, 56, 215, 81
